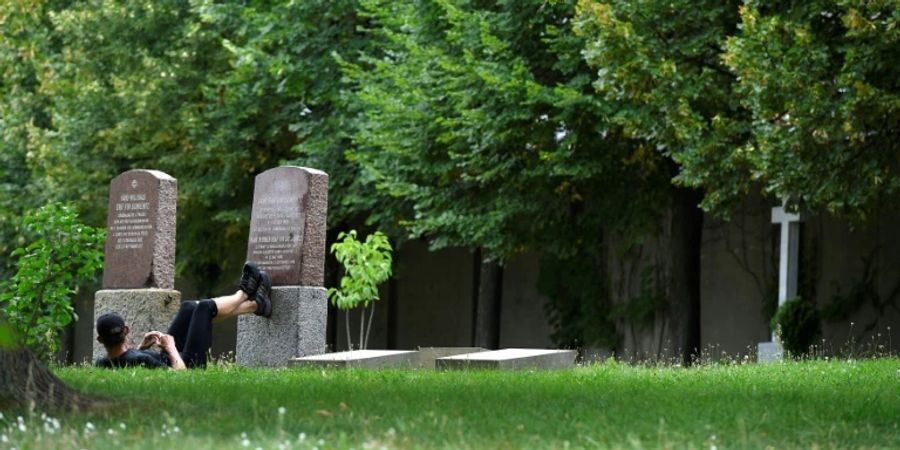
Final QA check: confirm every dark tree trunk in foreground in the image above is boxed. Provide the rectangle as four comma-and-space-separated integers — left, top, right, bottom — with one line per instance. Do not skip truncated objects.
668, 186, 704, 365
0, 346, 95, 411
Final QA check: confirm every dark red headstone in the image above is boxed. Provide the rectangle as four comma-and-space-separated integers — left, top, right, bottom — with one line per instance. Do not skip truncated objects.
247, 166, 328, 286
102, 170, 176, 289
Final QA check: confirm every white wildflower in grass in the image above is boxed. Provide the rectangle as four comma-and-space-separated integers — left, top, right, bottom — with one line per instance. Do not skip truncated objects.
298, 432, 306, 442
173, 426, 181, 434
241, 438, 250, 447
278, 406, 287, 416
119, 422, 127, 430
42, 416, 61, 434
84, 422, 95, 435
1, 434, 8, 443
107, 428, 116, 435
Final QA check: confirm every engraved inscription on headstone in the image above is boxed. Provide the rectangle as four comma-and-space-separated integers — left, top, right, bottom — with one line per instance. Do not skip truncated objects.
247, 166, 328, 286
102, 170, 176, 289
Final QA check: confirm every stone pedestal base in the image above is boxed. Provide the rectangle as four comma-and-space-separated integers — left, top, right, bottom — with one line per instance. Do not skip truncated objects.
757, 341, 783, 362
236, 286, 327, 367
92, 289, 181, 361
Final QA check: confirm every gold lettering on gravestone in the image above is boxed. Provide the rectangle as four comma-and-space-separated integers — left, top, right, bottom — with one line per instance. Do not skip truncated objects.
111, 193, 152, 250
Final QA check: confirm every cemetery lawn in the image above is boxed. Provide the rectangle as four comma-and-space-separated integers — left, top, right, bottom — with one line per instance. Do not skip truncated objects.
7, 358, 898, 449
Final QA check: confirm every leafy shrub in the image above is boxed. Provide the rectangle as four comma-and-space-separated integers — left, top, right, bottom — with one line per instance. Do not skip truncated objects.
328, 230, 392, 350
0, 203, 105, 361
772, 296, 821, 357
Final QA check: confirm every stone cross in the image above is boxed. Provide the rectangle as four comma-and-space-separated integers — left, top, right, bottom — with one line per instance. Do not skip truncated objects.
102, 169, 177, 290
770, 204, 803, 341
246, 166, 329, 286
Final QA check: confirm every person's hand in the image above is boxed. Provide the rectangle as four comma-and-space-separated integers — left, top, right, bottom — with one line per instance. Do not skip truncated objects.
158, 333, 177, 352
139, 331, 163, 350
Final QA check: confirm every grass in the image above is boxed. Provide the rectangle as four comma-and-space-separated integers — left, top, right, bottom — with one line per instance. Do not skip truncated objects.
2, 358, 898, 449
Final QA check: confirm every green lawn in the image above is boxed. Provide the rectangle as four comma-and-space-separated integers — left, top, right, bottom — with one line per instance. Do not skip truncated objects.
3, 359, 898, 449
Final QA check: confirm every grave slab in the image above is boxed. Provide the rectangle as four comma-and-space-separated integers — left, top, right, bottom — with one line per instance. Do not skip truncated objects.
415, 347, 486, 369
757, 342, 784, 363
437, 348, 577, 370
236, 286, 327, 367
291, 350, 419, 369
92, 289, 181, 361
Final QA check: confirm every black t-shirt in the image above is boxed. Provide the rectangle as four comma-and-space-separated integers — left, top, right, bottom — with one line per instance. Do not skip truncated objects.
95, 349, 169, 369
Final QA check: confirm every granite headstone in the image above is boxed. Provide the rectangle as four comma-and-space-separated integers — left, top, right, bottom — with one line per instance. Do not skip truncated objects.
237, 166, 329, 367
102, 169, 176, 290
246, 166, 328, 286
93, 169, 180, 361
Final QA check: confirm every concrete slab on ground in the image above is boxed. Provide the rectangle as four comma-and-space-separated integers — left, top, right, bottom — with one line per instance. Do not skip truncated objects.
290, 350, 418, 369
437, 348, 576, 370
757, 341, 784, 362
415, 347, 486, 368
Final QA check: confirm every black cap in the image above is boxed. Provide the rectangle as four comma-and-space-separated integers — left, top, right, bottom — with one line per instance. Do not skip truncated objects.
96, 312, 126, 340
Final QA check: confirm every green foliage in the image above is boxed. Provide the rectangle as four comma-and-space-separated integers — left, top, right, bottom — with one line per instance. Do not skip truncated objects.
0, 1, 371, 293
0, 203, 105, 361
722, 0, 900, 219
575, 0, 900, 220
772, 297, 822, 357
345, 0, 669, 260
576, 0, 747, 213
328, 230, 393, 350
328, 230, 393, 311
0, 319, 15, 350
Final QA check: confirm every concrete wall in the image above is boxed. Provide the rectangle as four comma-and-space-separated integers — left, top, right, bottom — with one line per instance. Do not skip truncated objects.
390, 240, 475, 348
700, 199, 775, 357
499, 252, 553, 348
808, 213, 900, 354
700, 199, 900, 357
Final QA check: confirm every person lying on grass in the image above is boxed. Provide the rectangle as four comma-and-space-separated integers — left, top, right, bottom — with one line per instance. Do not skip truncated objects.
94, 262, 272, 370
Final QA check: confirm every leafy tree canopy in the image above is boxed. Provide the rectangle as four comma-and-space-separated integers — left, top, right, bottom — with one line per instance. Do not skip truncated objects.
345, 0, 669, 261
576, 0, 900, 219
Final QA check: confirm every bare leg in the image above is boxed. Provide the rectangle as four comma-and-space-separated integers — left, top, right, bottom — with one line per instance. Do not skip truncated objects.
212, 291, 257, 322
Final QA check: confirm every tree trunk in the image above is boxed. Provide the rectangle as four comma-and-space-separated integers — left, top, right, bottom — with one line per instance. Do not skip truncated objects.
472, 251, 503, 349
0, 345, 96, 411
668, 186, 704, 365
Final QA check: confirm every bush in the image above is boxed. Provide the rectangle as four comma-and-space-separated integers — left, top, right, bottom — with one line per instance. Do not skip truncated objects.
772, 296, 821, 357
328, 230, 392, 350
0, 203, 105, 361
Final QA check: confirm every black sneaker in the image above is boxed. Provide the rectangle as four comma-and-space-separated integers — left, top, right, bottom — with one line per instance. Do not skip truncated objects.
239, 261, 262, 297
253, 270, 272, 318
